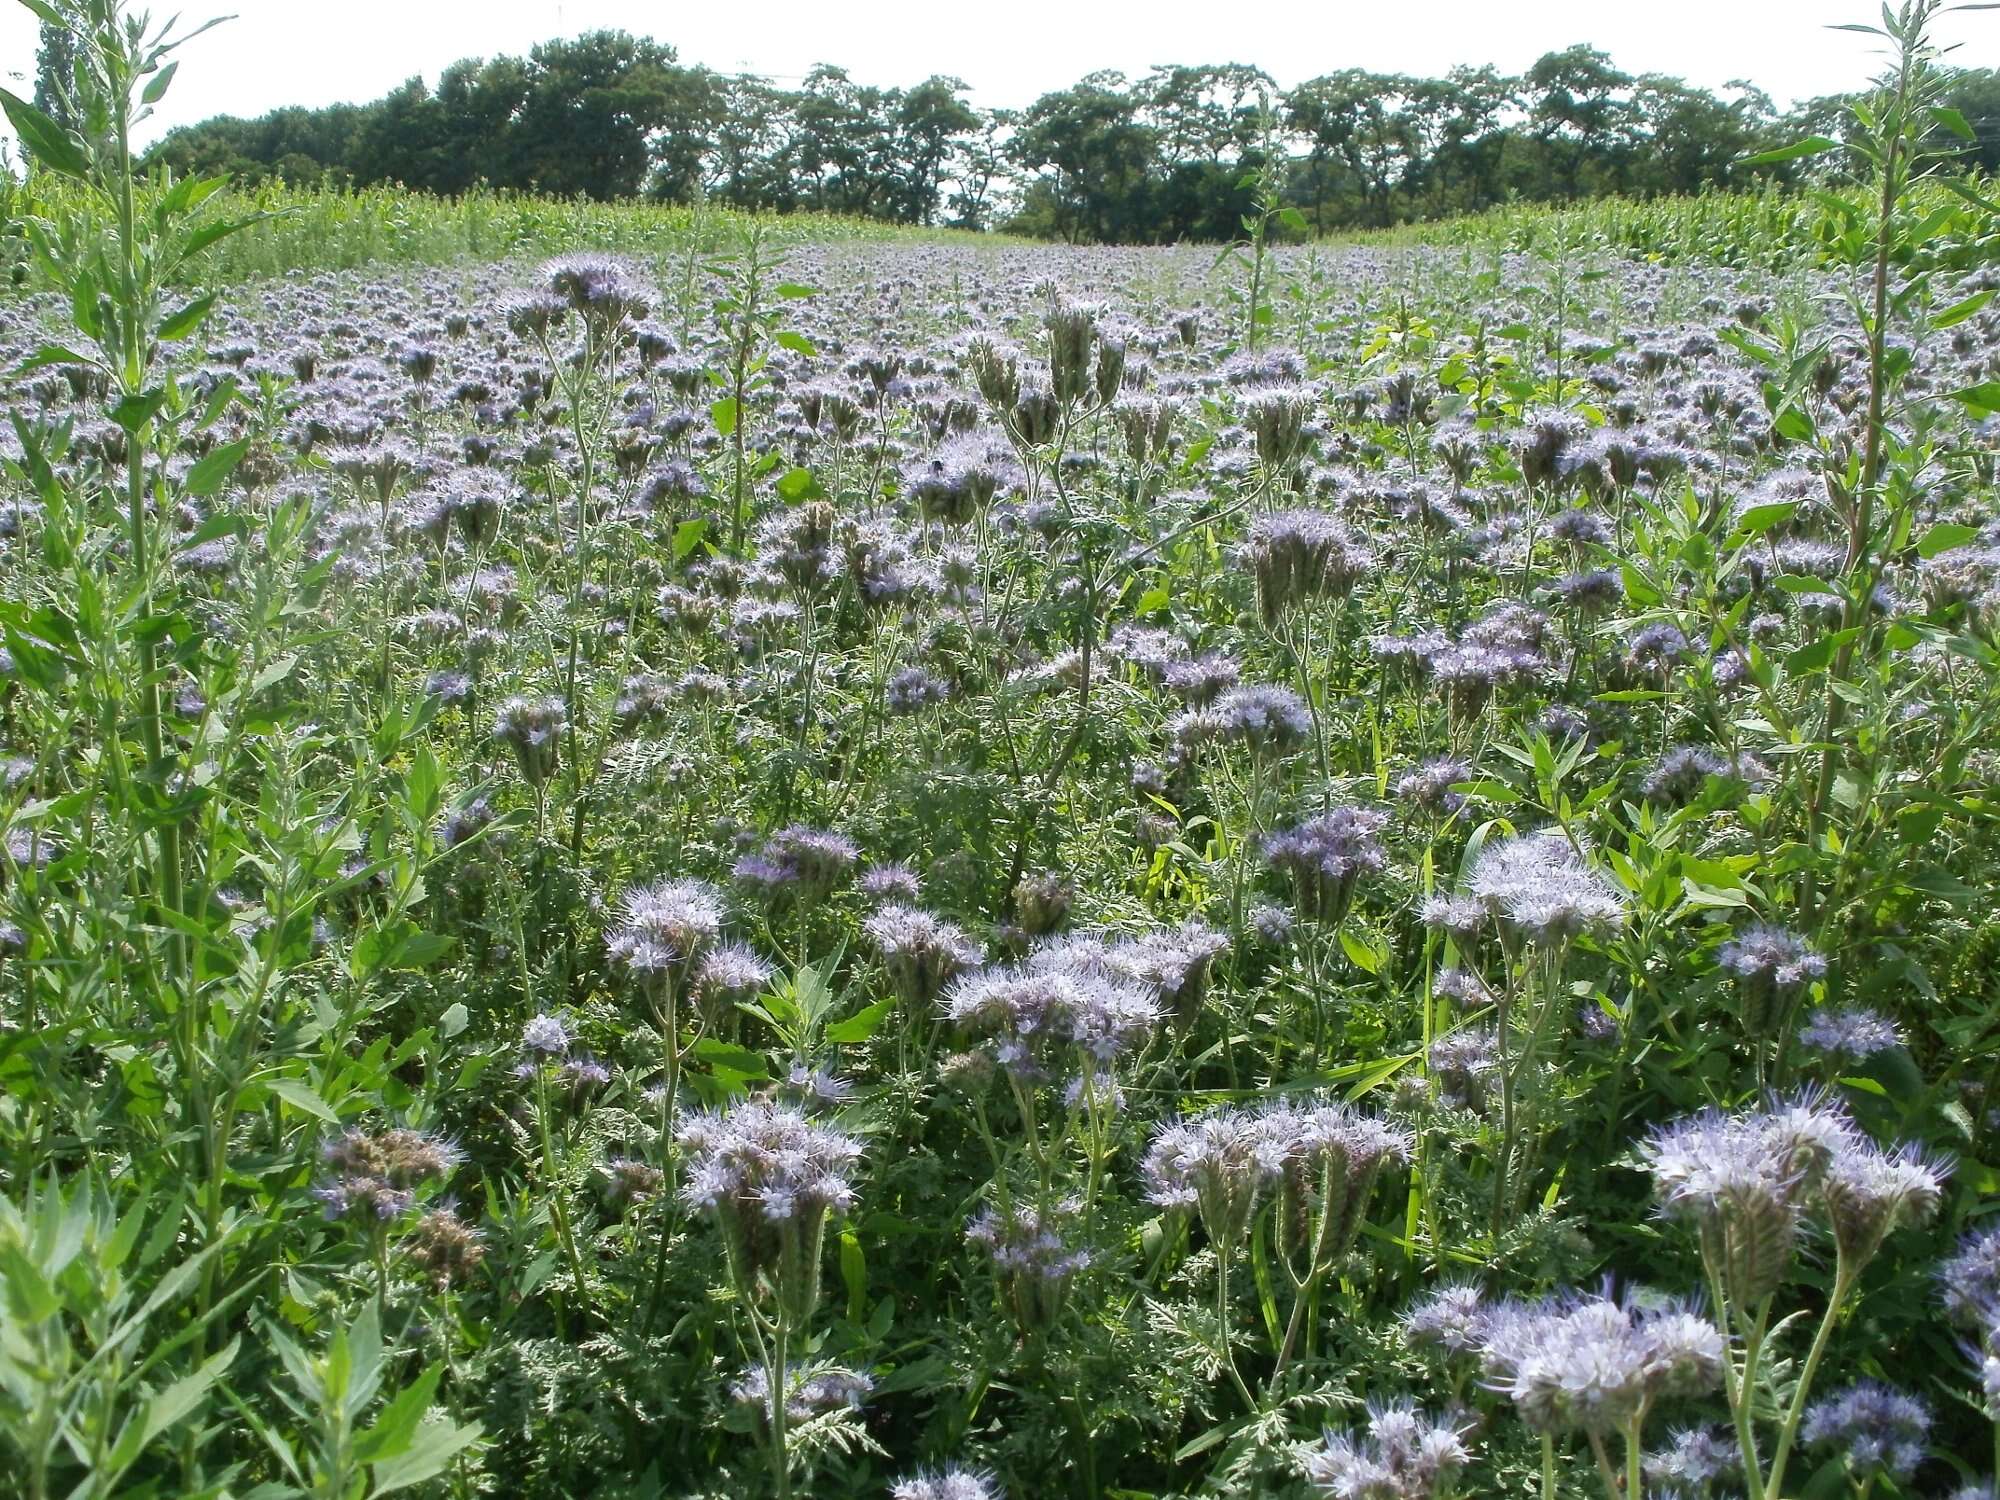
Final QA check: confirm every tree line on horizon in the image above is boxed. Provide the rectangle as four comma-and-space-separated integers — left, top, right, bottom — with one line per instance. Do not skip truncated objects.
35, 24, 2000, 241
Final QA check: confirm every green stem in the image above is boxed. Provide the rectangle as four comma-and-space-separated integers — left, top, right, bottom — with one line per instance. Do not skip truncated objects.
1765, 1259, 1853, 1500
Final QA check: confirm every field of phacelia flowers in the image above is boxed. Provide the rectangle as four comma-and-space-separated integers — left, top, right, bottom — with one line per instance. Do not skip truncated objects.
5, 10, 2000, 1500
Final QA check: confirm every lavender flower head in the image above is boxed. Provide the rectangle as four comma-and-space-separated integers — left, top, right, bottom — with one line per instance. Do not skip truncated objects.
521, 1013, 572, 1056
606, 877, 725, 989
1465, 830, 1626, 947
1402, 1281, 1491, 1357
730, 1361, 873, 1421
1241, 508, 1373, 624
858, 861, 923, 904
890, 1467, 1000, 1500
312, 1126, 463, 1222
1801, 1381, 1930, 1480
693, 942, 775, 1020
681, 1099, 863, 1320
1476, 1287, 1723, 1437
492, 694, 565, 785
1141, 1106, 1292, 1245
864, 904, 984, 1009
967, 1196, 1093, 1332
1716, 923, 1826, 1034
1643, 1425, 1740, 1494
1797, 1007, 1901, 1065
1302, 1399, 1471, 1500
1262, 807, 1389, 927
734, 825, 858, 903
943, 943, 1162, 1080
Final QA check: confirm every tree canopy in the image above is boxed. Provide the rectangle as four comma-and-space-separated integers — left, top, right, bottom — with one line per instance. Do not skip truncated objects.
139, 31, 2000, 239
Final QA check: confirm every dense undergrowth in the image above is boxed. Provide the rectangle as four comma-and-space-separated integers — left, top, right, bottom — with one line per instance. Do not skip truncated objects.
2, 3, 2000, 1499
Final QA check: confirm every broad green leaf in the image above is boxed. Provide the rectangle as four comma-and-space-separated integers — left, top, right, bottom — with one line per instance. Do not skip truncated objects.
0, 88, 88, 178
709, 396, 738, 437
159, 292, 217, 342
672, 517, 708, 563
186, 439, 250, 497
826, 998, 894, 1045
264, 1076, 339, 1124
1740, 136, 1839, 166
775, 465, 825, 502
1917, 522, 1979, 559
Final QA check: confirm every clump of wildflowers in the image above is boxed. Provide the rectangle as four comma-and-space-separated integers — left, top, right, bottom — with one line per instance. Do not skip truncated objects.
1242, 509, 1372, 623
890, 1466, 1000, 1500
1716, 923, 1825, 1036
1262, 807, 1389, 927
1800, 1381, 1930, 1482
1300, 1400, 1471, 1499
1464, 830, 1627, 947
493, 694, 565, 785
864, 904, 983, 1010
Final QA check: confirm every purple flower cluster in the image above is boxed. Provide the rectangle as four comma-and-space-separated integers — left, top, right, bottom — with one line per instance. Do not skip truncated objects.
1476, 1286, 1723, 1436
1301, 1400, 1471, 1499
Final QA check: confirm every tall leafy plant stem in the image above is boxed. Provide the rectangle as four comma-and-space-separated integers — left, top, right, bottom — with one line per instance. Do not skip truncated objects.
1801, 2, 1925, 937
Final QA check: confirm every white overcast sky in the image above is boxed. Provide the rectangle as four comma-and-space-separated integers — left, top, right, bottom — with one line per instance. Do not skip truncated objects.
0, 0, 1992, 148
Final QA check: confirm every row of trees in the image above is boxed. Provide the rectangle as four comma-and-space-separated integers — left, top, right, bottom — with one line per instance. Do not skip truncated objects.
52, 26, 1999, 240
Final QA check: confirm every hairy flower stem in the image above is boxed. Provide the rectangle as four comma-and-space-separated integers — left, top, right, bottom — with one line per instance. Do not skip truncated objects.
1764, 1256, 1855, 1500
640, 977, 683, 1337
534, 1066, 590, 1333
768, 1314, 793, 1500
1586, 1432, 1620, 1497
1706, 1250, 1772, 1500
1214, 1246, 1255, 1412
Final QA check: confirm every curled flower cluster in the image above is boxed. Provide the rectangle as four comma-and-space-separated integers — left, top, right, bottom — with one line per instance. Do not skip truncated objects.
492, 694, 566, 785
1641, 1094, 1946, 1299
734, 824, 858, 902
1800, 1380, 1930, 1480
1716, 923, 1826, 1034
606, 877, 724, 988
1301, 1400, 1471, 1500
1242, 508, 1373, 624
967, 1197, 1092, 1332
1142, 1099, 1406, 1255
943, 937, 1166, 1078
1262, 807, 1389, 927
1476, 1287, 1724, 1437
680, 1100, 863, 1319
864, 903, 984, 1009
313, 1127, 463, 1222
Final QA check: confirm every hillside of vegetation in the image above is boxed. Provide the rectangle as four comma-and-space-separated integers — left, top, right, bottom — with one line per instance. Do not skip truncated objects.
3, 4, 2000, 1500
